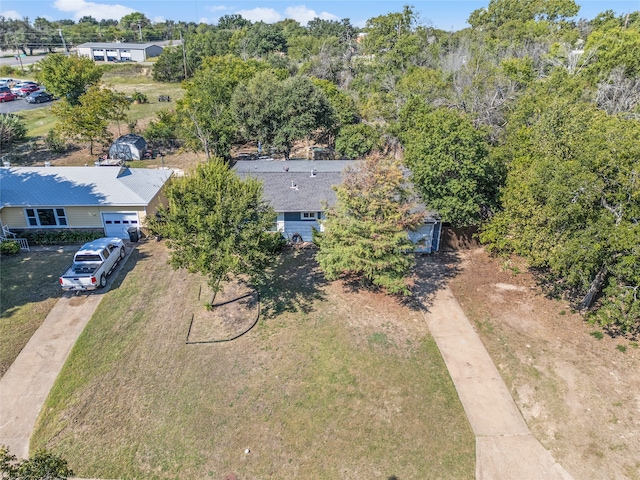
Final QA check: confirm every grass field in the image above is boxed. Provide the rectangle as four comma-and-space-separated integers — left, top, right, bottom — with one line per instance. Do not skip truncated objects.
0, 248, 74, 378
32, 241, 475, 479
17, 73, 183, 139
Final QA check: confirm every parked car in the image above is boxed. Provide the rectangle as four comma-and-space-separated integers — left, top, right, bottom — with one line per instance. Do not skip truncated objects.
18, 84, 40, 96
25, 91, 53, 103
0, 78, 15, 86
0, 86, 11, 94
0, 91, 16, 102
59, 237, 126, 291
10, 82, 37, 95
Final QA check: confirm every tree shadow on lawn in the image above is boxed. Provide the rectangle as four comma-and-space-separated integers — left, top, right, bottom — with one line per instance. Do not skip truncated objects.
0, 248, 75, 319
255, 248, 327, 319
409, 251, 462, 312
312, 251, 462, 314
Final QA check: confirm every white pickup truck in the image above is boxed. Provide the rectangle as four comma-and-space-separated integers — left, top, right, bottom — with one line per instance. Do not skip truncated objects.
59, 237, 126, 291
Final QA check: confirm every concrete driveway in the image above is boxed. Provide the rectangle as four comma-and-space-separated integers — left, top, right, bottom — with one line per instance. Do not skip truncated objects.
0, 243, 134, 459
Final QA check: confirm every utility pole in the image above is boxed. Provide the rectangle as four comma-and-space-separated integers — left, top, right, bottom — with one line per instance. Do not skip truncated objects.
137, 22, 142, 41
58, 29, 68, 55
14, 43, 24, 72
180, 30, 188, 80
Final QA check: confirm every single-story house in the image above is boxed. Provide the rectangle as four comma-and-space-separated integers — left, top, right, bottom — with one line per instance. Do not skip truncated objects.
234, 159, 441, 253
0, 165, 173, 239
108, 134, 147, 161
76, 42, 163, 62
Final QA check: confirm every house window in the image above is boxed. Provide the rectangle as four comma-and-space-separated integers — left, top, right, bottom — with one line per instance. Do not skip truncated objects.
301, 212, 316, 220
24, 208, 68, 227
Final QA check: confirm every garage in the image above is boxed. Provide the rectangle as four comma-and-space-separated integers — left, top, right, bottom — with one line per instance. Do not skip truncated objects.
102, 212, 140, 239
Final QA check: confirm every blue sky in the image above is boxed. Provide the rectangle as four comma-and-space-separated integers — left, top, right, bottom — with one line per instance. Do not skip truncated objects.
1, 0, 637, 30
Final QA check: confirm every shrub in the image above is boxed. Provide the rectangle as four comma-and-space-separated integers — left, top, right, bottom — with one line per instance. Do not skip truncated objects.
131, 90, 148, 104
23, 230, 104, 245
0, 65, 16, 76
0, 114, 27, 150
0, 240, 20, 255
44, 130, 67, 153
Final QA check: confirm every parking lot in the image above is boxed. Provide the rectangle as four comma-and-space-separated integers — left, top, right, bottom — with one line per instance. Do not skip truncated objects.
0, 95, 55, 114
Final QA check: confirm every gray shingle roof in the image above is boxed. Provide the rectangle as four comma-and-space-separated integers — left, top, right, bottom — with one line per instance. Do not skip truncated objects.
234, 159, 358, 174
0, 167, 172, 207
238, 171, 343, 212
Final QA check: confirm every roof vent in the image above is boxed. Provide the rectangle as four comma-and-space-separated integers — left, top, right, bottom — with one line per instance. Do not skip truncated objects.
117, 165, 131, 178
283, 166, 289, 172
310, 168, 316, 177
290, 181, 298, 189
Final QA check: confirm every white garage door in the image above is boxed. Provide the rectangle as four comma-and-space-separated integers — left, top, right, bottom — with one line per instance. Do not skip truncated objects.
102, 212, 140, 239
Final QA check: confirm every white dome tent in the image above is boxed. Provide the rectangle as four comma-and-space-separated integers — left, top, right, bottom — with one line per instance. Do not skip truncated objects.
108, 134, 148, 161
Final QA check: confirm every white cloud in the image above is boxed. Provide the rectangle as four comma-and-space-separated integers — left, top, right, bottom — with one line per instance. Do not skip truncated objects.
0, 10, 22, 20
235, 7, 281, 24
208, 5, 232, 13
198, 17, 211, 24
53, 0, 135, 21
152, 16, 166, 24
284, 5, 338, 25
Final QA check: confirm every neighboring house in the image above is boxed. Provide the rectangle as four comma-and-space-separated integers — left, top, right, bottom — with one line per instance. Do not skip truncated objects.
234, 160, 441, 253
0, 166, 172, 239
76, 42, 163, 62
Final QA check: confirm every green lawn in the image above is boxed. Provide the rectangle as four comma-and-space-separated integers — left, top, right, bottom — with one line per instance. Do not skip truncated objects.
32, 241, 475, 479
0, 249, 74, 378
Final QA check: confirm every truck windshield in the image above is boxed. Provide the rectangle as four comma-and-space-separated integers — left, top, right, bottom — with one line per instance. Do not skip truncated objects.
74, 254, 102, 262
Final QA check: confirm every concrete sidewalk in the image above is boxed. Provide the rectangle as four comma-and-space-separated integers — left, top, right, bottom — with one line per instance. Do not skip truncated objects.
422, 287, 573, 480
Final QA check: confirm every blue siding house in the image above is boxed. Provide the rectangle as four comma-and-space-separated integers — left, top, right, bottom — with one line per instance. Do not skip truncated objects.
234, 160, 441, 253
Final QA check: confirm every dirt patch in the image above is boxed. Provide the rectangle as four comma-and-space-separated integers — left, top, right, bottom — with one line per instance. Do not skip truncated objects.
448, 248, 640, 480
188, 281, 259, 343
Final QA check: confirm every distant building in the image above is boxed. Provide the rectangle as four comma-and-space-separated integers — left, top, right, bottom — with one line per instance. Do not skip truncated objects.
76, 42, 163, 62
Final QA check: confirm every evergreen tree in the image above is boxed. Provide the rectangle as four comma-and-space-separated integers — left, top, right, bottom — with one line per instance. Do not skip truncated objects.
315, 156, 423, 295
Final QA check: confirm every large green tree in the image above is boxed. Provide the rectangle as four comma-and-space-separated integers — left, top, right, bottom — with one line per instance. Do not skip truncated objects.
232, 72, 334, 160
177, 55, 268, 160
148, 159, 281, 301
481, 88, 640, 332
315, 156, 424, 295
398, 103, 503, 227
51, 86, 129, 154
35, 53, 103, 105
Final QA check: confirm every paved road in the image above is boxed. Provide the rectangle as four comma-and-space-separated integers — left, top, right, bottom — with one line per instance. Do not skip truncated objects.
0, 53, 47, 68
